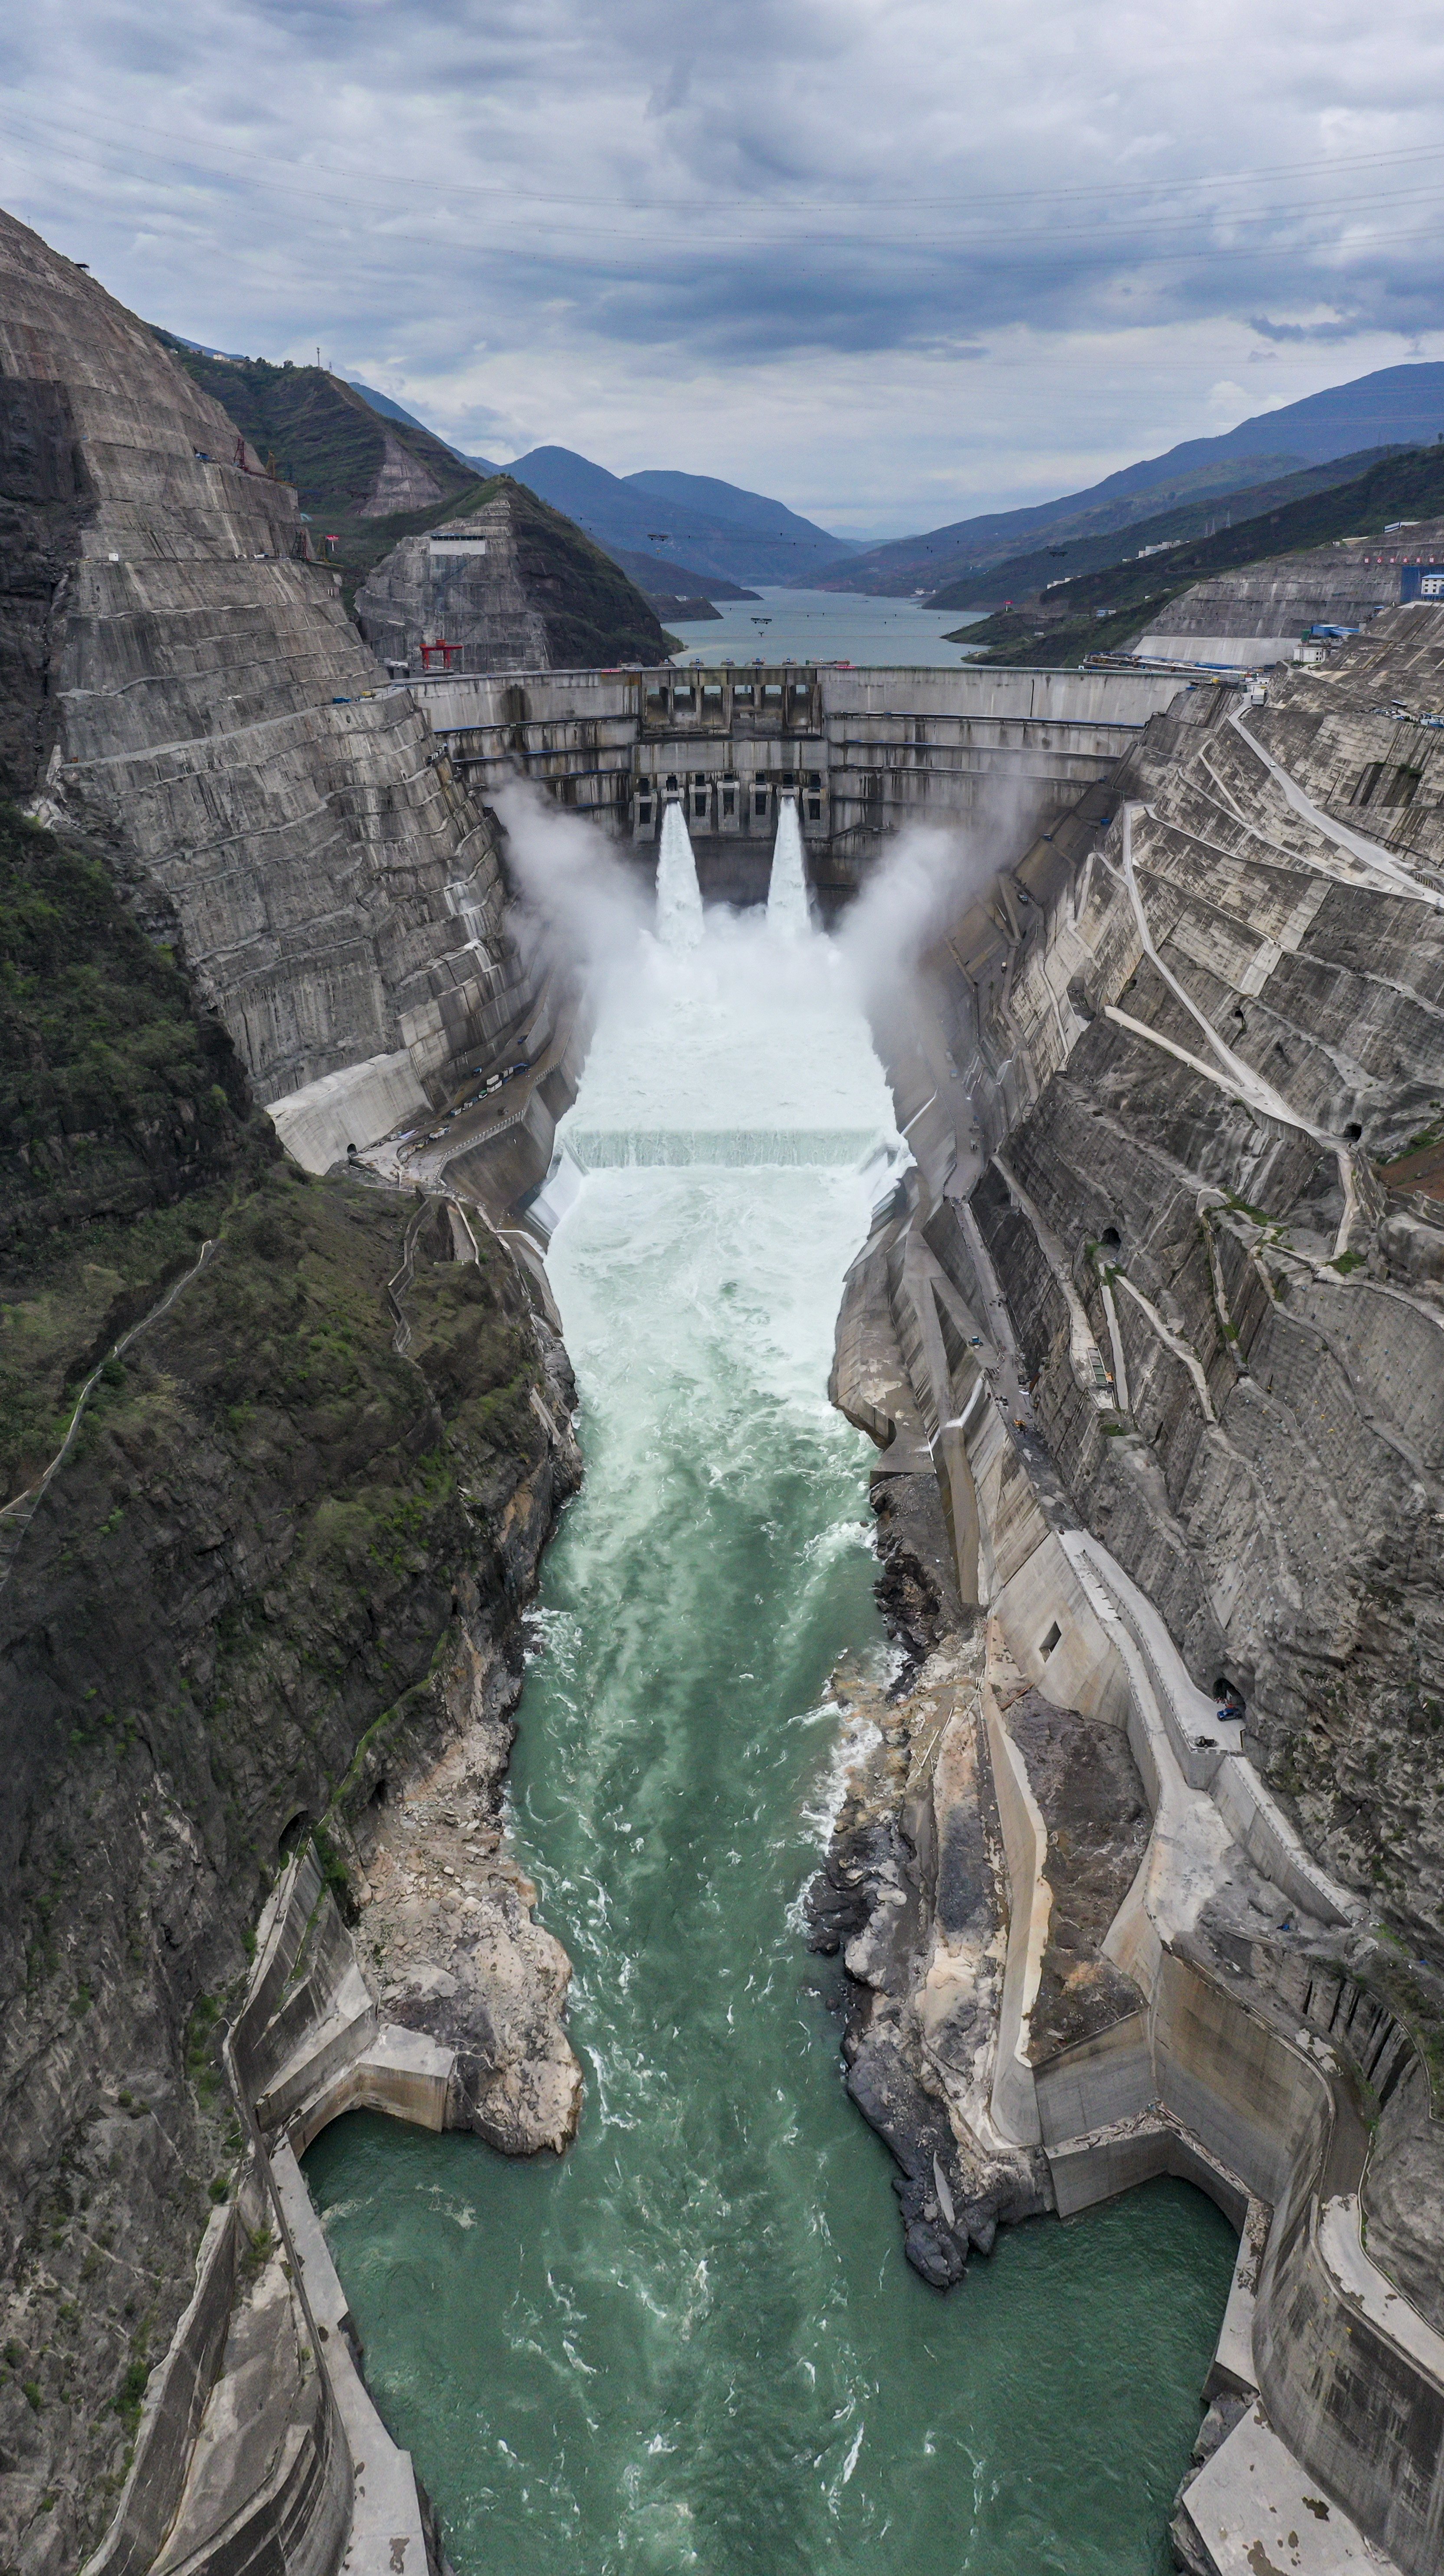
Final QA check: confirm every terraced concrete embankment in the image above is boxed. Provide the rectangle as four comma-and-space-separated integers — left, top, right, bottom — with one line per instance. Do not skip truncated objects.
826, 614, 1444, 2573
0, 207, 538, 1129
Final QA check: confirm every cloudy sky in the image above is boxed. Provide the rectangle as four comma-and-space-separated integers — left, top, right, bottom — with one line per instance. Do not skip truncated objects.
3, 0, 1444, 536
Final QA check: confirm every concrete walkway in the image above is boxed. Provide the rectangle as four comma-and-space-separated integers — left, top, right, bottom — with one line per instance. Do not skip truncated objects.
1181, 2403, 1402, 2575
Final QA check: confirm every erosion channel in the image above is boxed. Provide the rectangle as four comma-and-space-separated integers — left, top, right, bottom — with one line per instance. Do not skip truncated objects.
305, 813, 1236, 2575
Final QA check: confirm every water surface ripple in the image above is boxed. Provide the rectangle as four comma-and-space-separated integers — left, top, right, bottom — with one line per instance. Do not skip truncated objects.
306, 890, 1234, 2575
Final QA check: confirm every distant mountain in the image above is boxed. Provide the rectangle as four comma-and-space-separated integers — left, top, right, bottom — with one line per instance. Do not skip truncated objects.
347, 406, 776, 592
624, 467, 862, 552
157, 344, 659, 662
154, 324, 250, 363
605, 544, 758, 602
951, 439, 1444, 669
819, 361, 1444, 598
502, 446, 857, 584
925, 446, 1400, 610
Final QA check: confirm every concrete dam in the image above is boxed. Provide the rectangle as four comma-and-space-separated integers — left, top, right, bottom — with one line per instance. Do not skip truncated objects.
410, 658, 1182, 905
3, 204, 1444, 2576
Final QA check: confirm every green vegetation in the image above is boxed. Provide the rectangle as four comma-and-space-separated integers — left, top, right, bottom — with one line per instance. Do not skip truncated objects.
154, 339, 668, 659
152, 337, 473, 521
0, 805, 277, 1501
185, 1993, 224, 2107
950, 441, 1444, 667
928, 443, 1403, 611
504, 476, 670, 666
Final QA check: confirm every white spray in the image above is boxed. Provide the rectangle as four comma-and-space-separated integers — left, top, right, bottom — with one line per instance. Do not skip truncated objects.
656, 800, 705, 949
766, 797, 811, 937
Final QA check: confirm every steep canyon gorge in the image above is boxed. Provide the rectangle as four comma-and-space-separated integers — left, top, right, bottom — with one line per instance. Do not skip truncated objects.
1, 204, 1443, 2576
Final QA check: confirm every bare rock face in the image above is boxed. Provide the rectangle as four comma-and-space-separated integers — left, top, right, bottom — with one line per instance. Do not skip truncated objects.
349, 1647, 585, 2157
819, 613, 1444, 2564
870, 614, 1444, 1982
355, 477, 669, 676
0, 206, 527, 1114
807, 1474, 1047, 2288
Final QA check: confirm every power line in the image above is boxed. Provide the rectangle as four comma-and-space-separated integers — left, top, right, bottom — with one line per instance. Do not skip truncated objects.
4, 91, 1444, 229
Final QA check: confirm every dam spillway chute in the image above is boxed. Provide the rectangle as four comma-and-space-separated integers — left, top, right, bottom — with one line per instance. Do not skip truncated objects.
655, 797, 704, 947
766, 794, 811, 936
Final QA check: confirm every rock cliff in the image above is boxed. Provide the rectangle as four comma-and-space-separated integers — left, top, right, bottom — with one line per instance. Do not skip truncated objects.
0, 207, 531, 1123
821, 609, 1444, 2571
0, 204, 591, 2576
354, 478, 670, 675
0, 802, 580, 2575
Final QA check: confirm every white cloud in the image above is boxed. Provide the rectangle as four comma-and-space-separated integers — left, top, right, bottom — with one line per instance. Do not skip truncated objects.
3, 0, 1443, 533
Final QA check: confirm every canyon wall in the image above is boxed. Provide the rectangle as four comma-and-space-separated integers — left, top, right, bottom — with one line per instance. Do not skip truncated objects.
0, 209, 589, 2576
354, 480, 670, 676
821, 610, 1444, 2573
0, 206, 535, 1124
0, 802, 581, 2576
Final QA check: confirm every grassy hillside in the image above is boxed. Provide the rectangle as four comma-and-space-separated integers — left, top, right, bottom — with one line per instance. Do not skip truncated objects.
0, 806, 277, 1499
154, 341, 667, 660
953, 441, 1444, 668
0, 808, 568, 2571
500, 478, 670, 665
152, 336, 474, 516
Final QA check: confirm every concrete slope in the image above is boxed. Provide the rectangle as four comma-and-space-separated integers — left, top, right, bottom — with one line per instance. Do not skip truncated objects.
820, 609, 1444, 2573
0, 206, 527, 1117
1136, 523, 1444, 662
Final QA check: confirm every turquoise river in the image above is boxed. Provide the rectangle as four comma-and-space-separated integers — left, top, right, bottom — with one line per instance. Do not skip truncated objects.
305, 828, 1236, 2576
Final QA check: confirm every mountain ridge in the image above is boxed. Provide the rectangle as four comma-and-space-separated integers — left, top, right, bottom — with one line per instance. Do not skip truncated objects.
951, 438, 1444, 666
811, 360, 1444, 596
498, 444, 857, 584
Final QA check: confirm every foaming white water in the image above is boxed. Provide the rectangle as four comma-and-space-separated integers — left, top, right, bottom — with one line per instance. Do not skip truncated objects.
766, 797, 812, 936
654, 800, 704, 948
566, 1128, 879, 1170
565, 905, 896, 1154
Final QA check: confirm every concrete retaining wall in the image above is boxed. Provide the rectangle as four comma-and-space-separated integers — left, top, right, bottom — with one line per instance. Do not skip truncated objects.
81, 2206, 239, 2576
83, 1848, 450, 2576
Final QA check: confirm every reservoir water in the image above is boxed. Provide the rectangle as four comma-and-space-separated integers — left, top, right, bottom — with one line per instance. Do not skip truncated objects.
667, 585, 986, 667
305, 819, 1235, 2575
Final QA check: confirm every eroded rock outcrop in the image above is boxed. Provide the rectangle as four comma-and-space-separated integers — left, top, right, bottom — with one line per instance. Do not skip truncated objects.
355, 478, 670, 676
